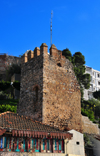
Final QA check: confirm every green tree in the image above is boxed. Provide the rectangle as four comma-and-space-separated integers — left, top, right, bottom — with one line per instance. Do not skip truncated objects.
0, 104, 17, 113
13, 81, 20, 91
72, 52, 90, 89
0, 80, 11, 91
6, 64, 21, 81
93, 90, 100, 100
62, 48, 72, 62
62, 50, 91, 100
82, 98, 100, 117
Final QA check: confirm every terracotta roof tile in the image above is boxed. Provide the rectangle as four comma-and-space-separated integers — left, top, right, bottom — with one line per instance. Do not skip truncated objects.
0, 112, 61, 132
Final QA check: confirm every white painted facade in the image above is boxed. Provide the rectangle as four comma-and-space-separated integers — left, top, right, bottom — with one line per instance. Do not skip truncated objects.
83, 66, 100, 100
66, 130, 85, 156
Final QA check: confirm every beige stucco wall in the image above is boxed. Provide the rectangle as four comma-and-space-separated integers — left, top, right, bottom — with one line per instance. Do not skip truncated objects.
67, 154, 84, 156
66, 130, 85, 156
0, 152, 85, 156
0, 152, 65, 156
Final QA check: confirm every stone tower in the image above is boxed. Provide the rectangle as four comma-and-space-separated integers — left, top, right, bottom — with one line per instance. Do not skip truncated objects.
17, 43, 82, 132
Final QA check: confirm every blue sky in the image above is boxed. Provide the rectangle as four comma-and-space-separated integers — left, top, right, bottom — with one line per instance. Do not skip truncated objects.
0, 0, 100, 71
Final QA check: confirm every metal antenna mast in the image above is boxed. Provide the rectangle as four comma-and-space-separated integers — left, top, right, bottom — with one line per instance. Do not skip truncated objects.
50, 10, 53, 46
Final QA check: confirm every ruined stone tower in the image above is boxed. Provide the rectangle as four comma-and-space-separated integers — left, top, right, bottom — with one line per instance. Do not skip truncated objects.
17, 43, 82, 132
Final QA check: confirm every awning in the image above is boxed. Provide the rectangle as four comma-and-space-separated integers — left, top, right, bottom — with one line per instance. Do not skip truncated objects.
12, 130, 73, 139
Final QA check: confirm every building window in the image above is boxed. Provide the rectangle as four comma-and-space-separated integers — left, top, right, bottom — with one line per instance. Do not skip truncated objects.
98, 81, 100, 85
33, 85, 40, 102
98, 74, 100, 78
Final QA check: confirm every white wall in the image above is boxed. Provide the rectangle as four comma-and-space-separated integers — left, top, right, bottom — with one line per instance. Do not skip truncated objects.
66, 130, 85, 156
0, 152, 65, 156
84, 66, 100, 100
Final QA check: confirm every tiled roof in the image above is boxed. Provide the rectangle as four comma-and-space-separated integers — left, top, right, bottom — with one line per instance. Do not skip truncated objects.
0, 112, 73, 139
0, 112, 62, 132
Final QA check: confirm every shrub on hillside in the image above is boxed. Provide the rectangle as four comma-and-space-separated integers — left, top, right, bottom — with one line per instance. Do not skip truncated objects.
0, 91, 7, 100
13, 81, 20, 91
0, 81, 11, 91
81, 108, 94, 122
0, 105, 16, 113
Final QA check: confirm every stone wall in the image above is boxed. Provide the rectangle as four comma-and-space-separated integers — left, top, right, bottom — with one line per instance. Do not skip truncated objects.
82, 115, 99, 134
17, 48, 43, 121
18, 43, 82, 132
0, 54, 21, 71
0, 54, 21, 80
43, 45, 82, 132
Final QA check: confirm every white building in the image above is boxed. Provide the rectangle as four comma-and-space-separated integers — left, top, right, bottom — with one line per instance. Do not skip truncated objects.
84, 66, 100, 100
67, 130, 85, 156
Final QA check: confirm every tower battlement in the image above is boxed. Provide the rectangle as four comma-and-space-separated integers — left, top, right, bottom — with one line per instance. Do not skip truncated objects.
18, 43, 82, 132
21, 43, 48, 64
21, 43, 66, 65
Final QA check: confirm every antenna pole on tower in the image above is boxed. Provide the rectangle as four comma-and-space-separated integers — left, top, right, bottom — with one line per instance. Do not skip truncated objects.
50, 10, 53, 46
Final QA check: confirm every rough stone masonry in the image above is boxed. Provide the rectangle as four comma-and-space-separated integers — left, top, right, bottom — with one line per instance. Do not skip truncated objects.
17, 43, 82, 132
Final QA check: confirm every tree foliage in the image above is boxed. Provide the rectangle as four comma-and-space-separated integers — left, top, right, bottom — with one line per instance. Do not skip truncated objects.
62, 49, 91, 99
81, 108, 94, 121
82, 98, 100, 118
0, 81, 20, 91
0, 80, 11, 91
6, 64, 21, 81
72, 52, 90, 89
0, 104, 16, 113
0, 91, 7, 100
62, 48, 72, 62
13, 81, 20, 91
72, 52, 85, 66
93, 90, 100, 100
